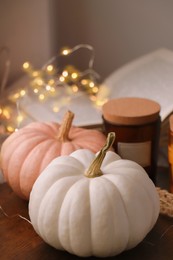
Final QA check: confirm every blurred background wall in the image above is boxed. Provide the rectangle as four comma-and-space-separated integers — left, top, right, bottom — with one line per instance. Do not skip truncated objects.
1, 0, 173, 86
0, 0, 58, 85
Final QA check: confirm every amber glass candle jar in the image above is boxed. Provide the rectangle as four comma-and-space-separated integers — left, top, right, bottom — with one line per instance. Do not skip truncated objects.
102, 97, 161, 184
168, 115, 173, 192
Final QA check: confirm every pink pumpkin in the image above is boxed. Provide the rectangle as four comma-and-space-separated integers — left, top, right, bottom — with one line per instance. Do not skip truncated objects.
0, 111, 106, 200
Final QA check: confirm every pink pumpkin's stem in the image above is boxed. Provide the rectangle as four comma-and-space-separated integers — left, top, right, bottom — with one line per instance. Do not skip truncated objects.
57, 110, 74, 142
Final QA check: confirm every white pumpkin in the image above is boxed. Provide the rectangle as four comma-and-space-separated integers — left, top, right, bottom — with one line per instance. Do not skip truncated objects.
29, 132, 160, 257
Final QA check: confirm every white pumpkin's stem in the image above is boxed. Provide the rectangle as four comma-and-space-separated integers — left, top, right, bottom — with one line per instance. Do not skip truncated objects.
85, 132, 115, 178
57, 110, 74, 142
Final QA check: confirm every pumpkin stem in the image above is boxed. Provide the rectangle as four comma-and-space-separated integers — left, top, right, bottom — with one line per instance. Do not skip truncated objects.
57, 110, 74, 142
85, 132, 115, 178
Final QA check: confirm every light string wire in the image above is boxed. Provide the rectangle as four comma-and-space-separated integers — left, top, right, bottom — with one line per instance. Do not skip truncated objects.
42, 44, 95, 69
0, 43, 99, 96
0, 44, 104, 133
1, 202, 173, 247
0, 46, 11, 94
42, 43, 100, 81
0, 206, 31, 224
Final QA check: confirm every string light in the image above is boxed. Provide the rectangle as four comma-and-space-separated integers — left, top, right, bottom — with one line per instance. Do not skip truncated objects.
59, 76, 65, 82
46, 64, 54, 72
6, 125, 15, 133
62, 70, 68, 77
0, 44, 109, 135
38, 94, 45, 101
23, 62, 32, 71
71, 84, 79, 93
17, 114, 24, 124
22, 44, 102, 99
60, 47, 72, 56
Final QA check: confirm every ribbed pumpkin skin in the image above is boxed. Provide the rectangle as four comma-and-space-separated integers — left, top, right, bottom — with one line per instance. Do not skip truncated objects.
29, 150, 160, 258
0, 121, 106, 200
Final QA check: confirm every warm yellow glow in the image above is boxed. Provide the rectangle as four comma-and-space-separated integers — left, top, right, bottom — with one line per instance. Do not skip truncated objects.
33, 88, 39, 94
17, 114, 24, 124
59, 76, 65, 82
21, 44, 100, 106
3, 108, 10, 119
90, 95, 97, 102
92, 86, 99, 93
0, 107, 2, 114
12, 92, 20, 100
89, 81, 95, 88
95, 99, 108, 107
48, 79, 55, 86
7, 125, 15, 133
61, 47, 71, 56
20, 89, 26, 97
23, 62, 31, 70
45, 85, 51, 91
39, 94, 45, 101
71, 72, 78, 79
50, 86, 56, 93
46, 64, 54, 72
81, 79, 88, 85
32, 70, 41, 77
52, 105, 60, 113
72, 85, 79, 92
36, 78, 44, 86
62, 70, 68, 77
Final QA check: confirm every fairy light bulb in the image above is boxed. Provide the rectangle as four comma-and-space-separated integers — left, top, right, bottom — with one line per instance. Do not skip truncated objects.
45, 85, 51, 91
60, 47, 72, 56
50, 86, 56, 93
20, 89, 26, 97
17, 114, 24, 124
2, 108, 11, 119
46, 64, 55, 75
92, 86, 99, 93
46, 64, 53, 72
59, 76, 65, 82
10, 90, 25, 101
71, 72, 78, 80
39, 93, 45, 101
33, 88, 39, 94
81, 79, 89, 85
15, 92, 20, 99
48, 79, 55, 86
23, 62, 32, 72
20, 44, 101, 112
62, 70, 68, 77
7, 125, 15, 133
89, 81, 95, 88
36, 78, 44, 87
71, 84, 79, 93
32, 70, 42, 78
52, 105, 60, 113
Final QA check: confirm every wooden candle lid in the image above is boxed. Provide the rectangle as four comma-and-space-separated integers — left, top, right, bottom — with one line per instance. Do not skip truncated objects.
102, 97, 161, 125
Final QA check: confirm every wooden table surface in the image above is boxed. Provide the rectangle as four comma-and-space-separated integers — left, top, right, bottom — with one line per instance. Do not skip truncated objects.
1, 180, 173, 260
